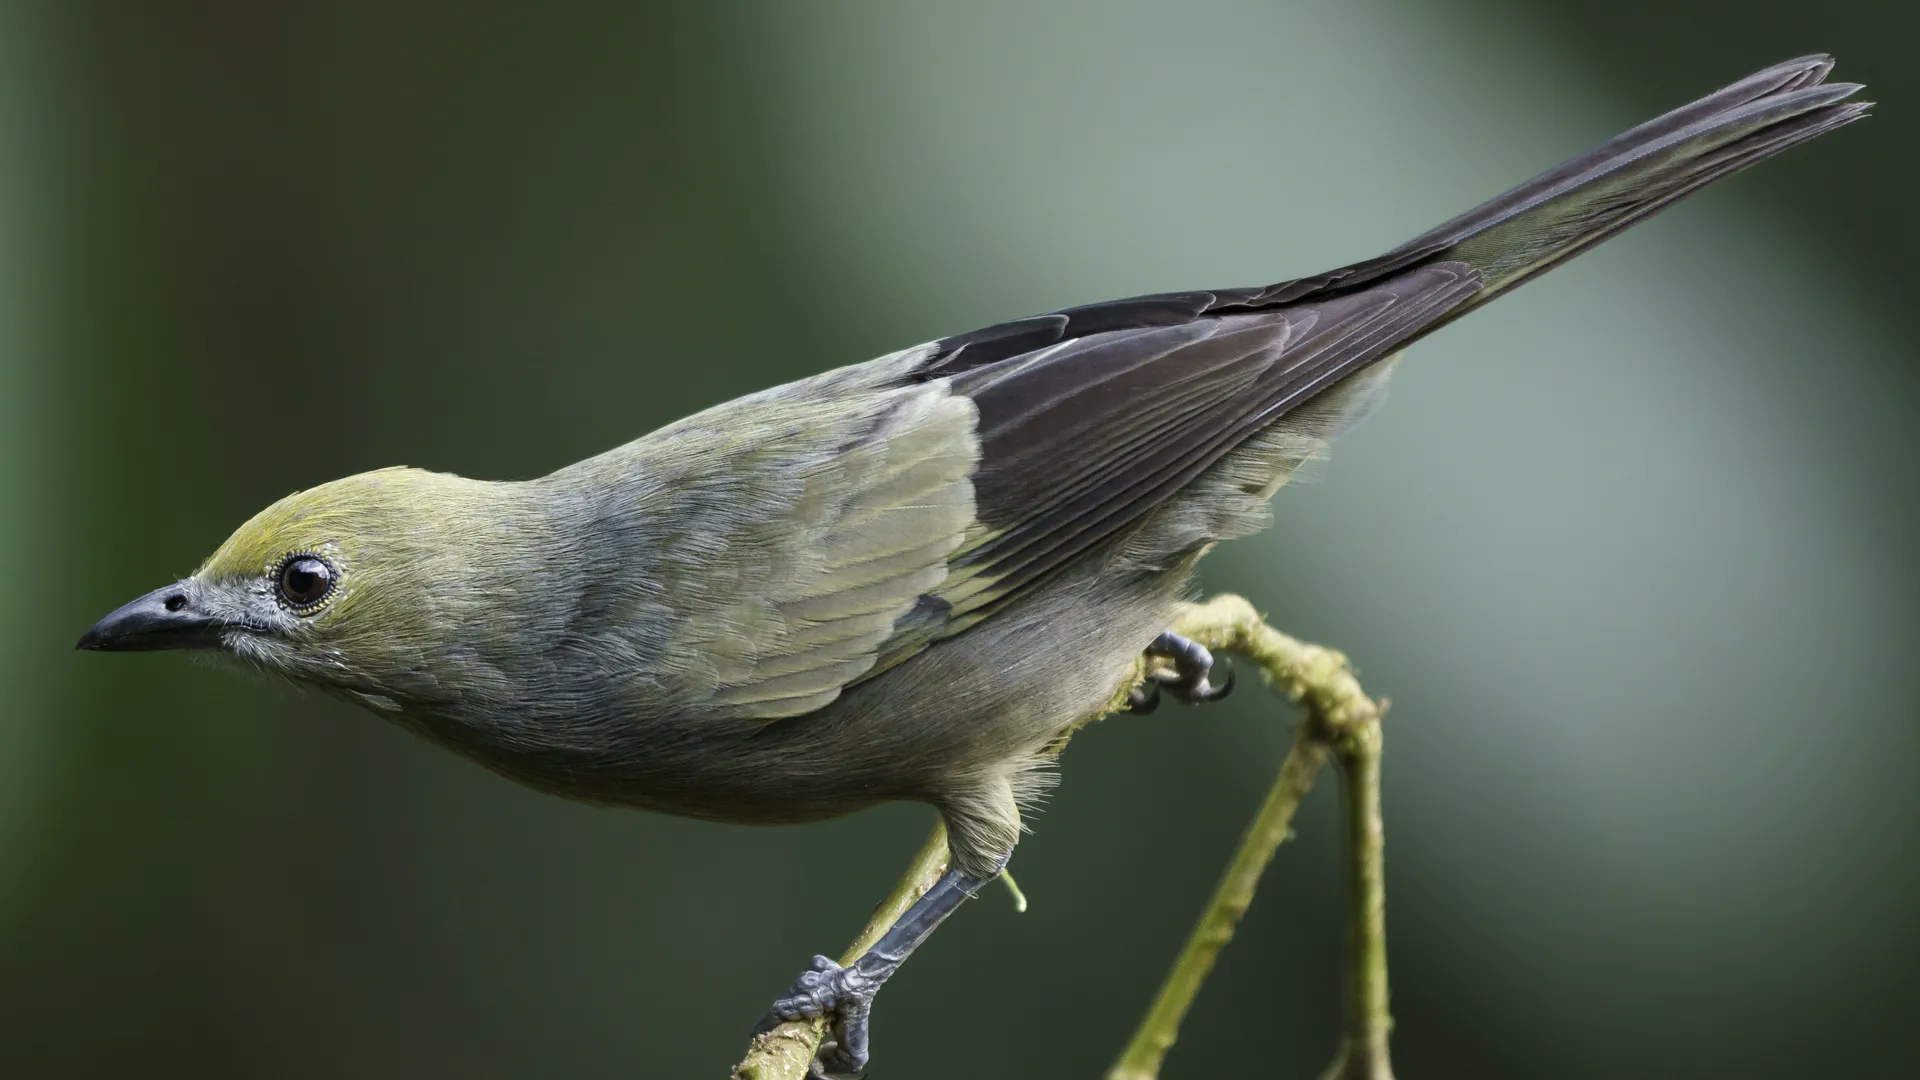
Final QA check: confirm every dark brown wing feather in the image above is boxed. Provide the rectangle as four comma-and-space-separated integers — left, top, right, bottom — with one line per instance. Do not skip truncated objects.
920, 261, 1483, 616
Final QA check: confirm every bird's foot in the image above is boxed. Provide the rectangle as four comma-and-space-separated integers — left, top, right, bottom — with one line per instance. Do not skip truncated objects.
1127, 629, 1235, 713
756, 955, 879, 1078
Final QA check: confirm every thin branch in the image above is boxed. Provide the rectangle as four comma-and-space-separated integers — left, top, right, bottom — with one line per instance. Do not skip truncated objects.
1321, 714, 1393, 1080
1108, 722, 1330, 1080
1108, 594, 1393, 1080
732, 822, 950, 1080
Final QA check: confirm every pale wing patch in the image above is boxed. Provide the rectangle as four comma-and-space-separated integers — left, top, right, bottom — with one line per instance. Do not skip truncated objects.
681, 386, 978, 720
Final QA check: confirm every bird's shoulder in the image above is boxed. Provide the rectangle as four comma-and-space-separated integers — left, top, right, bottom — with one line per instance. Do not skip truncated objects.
558, 367, 981, 721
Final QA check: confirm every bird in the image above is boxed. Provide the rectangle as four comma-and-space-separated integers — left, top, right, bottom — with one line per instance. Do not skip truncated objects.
77, 56, 1865, 1078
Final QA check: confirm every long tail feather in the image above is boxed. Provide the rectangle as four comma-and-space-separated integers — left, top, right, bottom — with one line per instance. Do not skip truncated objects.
1431, 55, 1868, 301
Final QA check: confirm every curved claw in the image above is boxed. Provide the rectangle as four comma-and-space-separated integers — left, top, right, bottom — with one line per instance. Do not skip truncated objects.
814, 998, 872, 1079
1126, 681, 1162, 714
1195, 658, 1235, 703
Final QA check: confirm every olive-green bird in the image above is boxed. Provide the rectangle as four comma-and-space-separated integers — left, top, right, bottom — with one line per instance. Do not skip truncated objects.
79, 57, 1865, 1077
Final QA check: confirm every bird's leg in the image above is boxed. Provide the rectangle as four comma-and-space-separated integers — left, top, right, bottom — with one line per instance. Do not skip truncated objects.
757, 865, 995, 1078
1127, 629, 1236, 713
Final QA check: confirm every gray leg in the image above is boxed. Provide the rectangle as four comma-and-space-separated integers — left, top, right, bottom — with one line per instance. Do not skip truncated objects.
1128, 629, 1235, 712
757, 867, 994, 1077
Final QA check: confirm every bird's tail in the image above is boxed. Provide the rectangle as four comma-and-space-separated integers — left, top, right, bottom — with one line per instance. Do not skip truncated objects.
1364, 56, 1867, 311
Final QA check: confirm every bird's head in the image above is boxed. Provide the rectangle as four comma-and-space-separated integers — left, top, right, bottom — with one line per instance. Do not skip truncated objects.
76, 466, 501, 705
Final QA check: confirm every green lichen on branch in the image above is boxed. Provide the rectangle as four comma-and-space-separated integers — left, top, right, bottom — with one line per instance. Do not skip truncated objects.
1108, 594, 1393, 1080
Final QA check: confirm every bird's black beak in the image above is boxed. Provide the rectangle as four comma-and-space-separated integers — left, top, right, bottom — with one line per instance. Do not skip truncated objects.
76, 583, 225, 652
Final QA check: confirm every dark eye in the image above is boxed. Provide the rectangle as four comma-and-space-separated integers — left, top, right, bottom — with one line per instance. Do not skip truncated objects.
277, 554, 335, 611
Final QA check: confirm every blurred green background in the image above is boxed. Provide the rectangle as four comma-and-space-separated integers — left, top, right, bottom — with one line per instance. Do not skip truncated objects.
5, 2, 1915, 1077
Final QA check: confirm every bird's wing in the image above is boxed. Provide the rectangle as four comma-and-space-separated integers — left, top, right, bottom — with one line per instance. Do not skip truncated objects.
620, 261, 1478, 722
625, 55, 1867, 721
637, 382, 980, 721
916, 260, 1484, 627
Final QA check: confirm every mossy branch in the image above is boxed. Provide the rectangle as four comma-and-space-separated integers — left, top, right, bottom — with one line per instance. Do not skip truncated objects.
1108, 594, 1393, 1080
733, 594, 1394, 1080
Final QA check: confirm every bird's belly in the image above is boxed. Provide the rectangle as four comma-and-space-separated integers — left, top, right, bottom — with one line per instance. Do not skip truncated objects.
395, 701, 902, 826
395, 556, 1186, 827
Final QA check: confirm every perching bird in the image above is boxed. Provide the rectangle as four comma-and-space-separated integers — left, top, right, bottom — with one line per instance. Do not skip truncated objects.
79, 56, 1865, 1077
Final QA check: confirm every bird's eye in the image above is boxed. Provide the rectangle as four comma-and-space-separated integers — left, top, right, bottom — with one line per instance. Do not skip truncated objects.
276, 554, 335, 612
